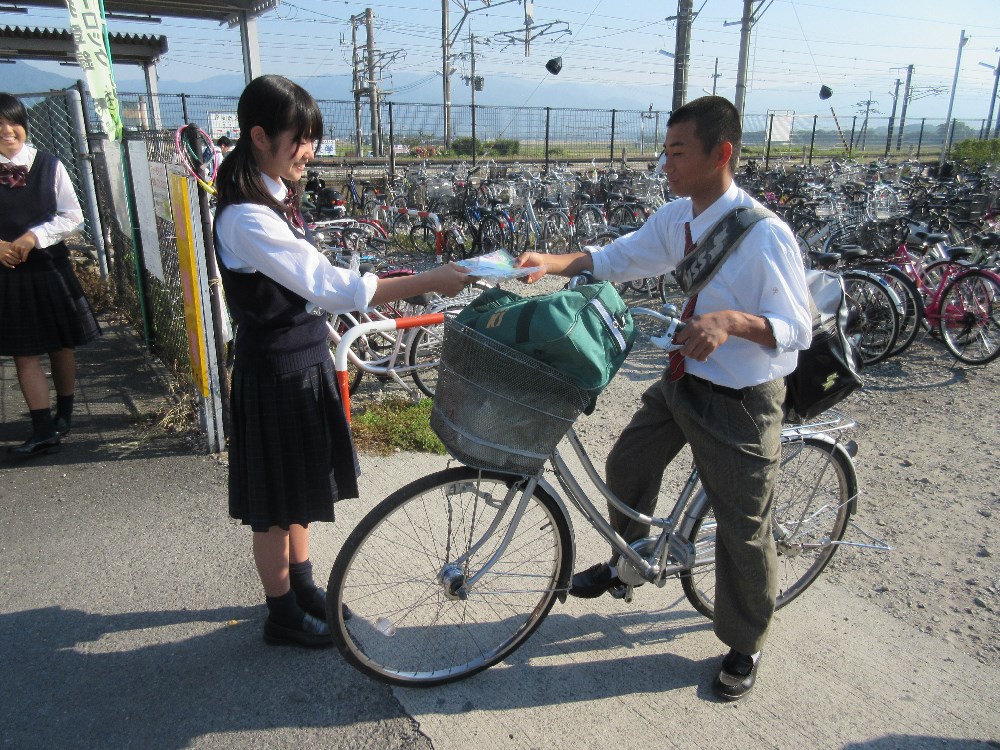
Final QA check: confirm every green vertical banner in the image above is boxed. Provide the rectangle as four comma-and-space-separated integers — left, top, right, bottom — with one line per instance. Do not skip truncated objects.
65, 0, 122, 140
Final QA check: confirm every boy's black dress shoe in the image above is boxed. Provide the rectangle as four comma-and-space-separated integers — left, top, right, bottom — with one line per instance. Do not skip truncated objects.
7, 433, 60, 458
569, 562, 619, 598
712, 649, 761, 701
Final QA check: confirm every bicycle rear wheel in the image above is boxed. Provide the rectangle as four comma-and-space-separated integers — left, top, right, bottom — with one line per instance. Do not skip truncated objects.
937, 269, 1000, 365
329, 467, 573, 687
409, 221, 436, 254
872, 265, 924, 356
841, 271, 900, 366
680, 436, 856, 619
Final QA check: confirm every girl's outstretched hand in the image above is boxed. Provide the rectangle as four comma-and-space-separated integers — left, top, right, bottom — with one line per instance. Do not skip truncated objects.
423, 262, 473, 297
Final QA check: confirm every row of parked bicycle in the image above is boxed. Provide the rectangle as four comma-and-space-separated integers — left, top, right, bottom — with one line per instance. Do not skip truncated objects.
299, 156, 1000, 370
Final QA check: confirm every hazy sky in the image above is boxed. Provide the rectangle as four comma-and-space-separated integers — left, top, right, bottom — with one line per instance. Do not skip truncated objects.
9, 1, 1000, 121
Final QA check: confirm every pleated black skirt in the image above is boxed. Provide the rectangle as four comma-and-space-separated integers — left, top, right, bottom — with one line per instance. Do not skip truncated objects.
228, 356, 361, 532
0, 255, 101, 356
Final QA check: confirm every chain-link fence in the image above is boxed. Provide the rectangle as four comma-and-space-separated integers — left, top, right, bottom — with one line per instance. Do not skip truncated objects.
107, 91, 996, 170
20, 90, 100, 249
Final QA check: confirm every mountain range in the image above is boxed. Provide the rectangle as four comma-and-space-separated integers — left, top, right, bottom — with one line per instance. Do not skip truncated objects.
13, 60, 666, 112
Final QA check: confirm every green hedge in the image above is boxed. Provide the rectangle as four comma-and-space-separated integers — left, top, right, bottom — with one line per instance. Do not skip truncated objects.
952, 138, 1000, 167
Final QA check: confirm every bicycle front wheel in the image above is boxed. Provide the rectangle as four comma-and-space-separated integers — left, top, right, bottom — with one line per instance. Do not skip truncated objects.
937, 269, 1000, 365
680, 436, 856, 619
407, 303, 466, 397
329, 467, 573, 687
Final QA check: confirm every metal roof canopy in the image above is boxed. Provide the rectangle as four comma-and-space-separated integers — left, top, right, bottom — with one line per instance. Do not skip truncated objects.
2, 1, 277, 84
0, 25, 168, 65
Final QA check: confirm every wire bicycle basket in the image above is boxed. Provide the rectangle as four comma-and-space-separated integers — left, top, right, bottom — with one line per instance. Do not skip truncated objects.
430, 320, 590, 475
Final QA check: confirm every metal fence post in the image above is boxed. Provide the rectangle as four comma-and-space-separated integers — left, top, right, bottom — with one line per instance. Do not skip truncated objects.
181, 94, 189, 124
544, 107, 551, 171
849, 116, 857, 156
65, 87, 109, 280
808, 115, 818, 164
388, 101, 395, 179
609, 109, 616, 164
764, 113, 774, 168
916, 119, 925, 159
945, 120, 957, 160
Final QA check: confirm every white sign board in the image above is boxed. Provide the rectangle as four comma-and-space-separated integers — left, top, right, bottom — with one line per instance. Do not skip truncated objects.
126, 140, 165, 281
208, 112, 240, 140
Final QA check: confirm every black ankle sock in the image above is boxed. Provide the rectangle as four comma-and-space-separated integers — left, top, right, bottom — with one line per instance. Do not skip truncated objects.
29, 408, 56, 439
55, 395, 74, 425
265, 589, 306, 629
289, 560, 326, 620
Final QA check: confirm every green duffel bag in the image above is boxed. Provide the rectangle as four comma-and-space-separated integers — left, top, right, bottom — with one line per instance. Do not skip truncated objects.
455, 281, 636, 412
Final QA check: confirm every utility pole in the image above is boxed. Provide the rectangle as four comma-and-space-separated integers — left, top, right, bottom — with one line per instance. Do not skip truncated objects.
711, 57, 720, 96
885, 78, 901, 157
351, 14, 363, 157
940, 29, 969, 166
672, 0, 694, 111
896, 64, 913, 150
470, 30, 477, 163
980, 49, 1000, 139
855, 94, 878, 151
364, 8, 380, 157
732, 0, 758, 119
524, 0, 533, 56
442, 0, 451, 149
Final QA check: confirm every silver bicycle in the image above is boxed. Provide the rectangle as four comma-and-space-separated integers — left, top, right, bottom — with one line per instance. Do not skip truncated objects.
327, 300, 876, 687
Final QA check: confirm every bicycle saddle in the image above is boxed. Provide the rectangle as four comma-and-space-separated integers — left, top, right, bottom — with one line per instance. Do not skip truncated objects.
834, 245, 868, 261
538, 200, 559, 210
809, 251, 841, 269
946, 247, 976, 262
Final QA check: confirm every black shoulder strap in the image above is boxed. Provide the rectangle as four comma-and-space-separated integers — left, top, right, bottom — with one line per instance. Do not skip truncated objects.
673, 205, 778, 296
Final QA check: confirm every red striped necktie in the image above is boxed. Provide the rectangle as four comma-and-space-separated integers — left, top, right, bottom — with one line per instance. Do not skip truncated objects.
283, 189, 304, 230
668, 221, 697, 382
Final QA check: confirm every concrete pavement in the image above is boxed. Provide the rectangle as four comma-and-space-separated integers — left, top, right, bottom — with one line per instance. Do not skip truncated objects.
1, 321, 997, 749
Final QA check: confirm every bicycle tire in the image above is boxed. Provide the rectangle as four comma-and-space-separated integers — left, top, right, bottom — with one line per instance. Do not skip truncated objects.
409, 221, 437, 254
680, 436, 856, 619
407, 303, 466, 397
478, 214, 507, 253
841, 270, 901, 366
876, 266, 923, 356
937, 269, 1000, 365
542, 211, 573, 253
574, 206, 606, 247
607, 204, 636, 228
340, 185, 356, 215
362, 186, 379, 217
328, 466, 573, 687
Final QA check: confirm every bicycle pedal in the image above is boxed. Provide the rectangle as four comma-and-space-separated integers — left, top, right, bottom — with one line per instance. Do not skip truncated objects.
609, 584, 634, 603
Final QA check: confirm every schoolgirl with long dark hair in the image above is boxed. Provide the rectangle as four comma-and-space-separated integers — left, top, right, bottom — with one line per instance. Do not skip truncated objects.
214, 75, 470, 648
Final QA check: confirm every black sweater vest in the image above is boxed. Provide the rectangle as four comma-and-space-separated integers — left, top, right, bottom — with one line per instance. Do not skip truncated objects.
0, 150, 70, 261
214, 206, 329, 374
